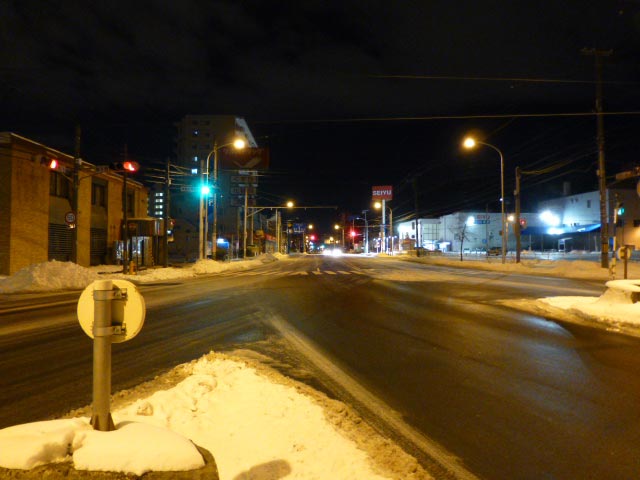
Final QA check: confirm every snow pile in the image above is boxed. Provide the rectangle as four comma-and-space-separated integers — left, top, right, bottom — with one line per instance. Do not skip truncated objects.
0, 260, 99, 293
0, 257, 274, 292
534, 279, 640, 329
403, 254, 640, 281
0, 354, 408, 479
0, 419, 203, 475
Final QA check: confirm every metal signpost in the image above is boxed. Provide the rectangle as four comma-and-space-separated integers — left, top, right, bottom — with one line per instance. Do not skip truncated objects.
78, 279, 146, 431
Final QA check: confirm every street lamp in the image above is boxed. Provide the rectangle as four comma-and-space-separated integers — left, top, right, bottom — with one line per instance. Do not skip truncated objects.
245, 201, 294, 254
361, 210, 369, 254
203, 138, 246, 260
374, 201, 394, 254
334, 224, 345, 247
463, 137, 506, 264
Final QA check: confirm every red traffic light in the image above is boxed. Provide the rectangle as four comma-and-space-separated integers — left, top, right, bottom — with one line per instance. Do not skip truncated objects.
111, 161, 140, 173
350, 230, 357, 237
123, 161, 139, 172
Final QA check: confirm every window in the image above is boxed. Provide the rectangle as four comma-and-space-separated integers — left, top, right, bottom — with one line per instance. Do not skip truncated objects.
50, 171, 71, 199
92, 182, 106, 207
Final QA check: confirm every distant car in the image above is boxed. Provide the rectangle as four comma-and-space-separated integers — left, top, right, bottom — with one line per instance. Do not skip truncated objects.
487, 247, 502, 256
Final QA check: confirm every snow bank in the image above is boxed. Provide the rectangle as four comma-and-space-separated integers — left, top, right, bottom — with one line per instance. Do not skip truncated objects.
0, 354, 413, 479
0, 261, 99, 293
0, 256, 278, 293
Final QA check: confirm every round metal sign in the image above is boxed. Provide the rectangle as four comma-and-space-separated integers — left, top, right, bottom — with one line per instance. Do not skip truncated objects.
65, 211, 76, 225
78, 279, 145, 343
617, 246, 631, 261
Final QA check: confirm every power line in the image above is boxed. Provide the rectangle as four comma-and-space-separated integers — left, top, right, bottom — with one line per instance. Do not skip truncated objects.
257, 110, 640, 125
369, 74, 639, 85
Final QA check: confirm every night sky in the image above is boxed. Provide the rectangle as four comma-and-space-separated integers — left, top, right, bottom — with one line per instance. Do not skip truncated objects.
2, 1, 640, 230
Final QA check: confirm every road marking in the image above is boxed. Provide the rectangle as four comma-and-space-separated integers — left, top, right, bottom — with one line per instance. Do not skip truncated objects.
325, 271, 337, 275
337, 271, 351, 275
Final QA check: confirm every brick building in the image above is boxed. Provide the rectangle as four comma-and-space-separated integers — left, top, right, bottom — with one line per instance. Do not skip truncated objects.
0, 132, 149, 275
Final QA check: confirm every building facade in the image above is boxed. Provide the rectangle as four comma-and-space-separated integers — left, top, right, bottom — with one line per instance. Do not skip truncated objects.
398, 212, 544, 253
0, 132, 149, 275
538, 188, 640, 251
172, 115, 267, 259
396, 187, 640, 254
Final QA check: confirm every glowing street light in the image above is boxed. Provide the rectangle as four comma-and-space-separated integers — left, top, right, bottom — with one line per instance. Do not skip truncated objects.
463, 136, 506, 264
202, 138, 246, 260
334, 224, 345, 246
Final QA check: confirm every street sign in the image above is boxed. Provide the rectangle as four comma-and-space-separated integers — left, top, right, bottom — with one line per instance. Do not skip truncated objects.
372, 185, 393, 200
617, 246, 631, 260
180, 186, 196, 192
65, 211, 76, 225
77, 279, 146, 343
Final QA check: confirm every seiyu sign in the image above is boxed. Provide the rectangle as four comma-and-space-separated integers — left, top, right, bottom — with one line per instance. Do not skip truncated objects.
372, 185, 393, 200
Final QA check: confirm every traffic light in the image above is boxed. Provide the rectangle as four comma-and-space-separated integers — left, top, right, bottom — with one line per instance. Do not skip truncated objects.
617, 203, 625, 216
36, 154, 64, 171
200, 185, 211, 196
350, 230, 357, 237
111, 161, 140, 172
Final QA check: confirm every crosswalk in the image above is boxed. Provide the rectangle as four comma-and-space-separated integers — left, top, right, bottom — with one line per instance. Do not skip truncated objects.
216, 269, 370, 277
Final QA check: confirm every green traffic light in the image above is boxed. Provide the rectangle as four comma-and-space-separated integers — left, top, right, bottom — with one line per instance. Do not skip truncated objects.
200, 185, 211, 195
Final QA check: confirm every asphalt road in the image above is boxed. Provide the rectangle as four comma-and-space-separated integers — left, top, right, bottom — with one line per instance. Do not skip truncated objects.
1, 256, 639, 480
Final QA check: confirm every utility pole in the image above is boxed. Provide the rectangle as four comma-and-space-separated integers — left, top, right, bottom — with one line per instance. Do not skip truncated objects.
164, 158, 170, 267
514, 167, 521, 263
72, 126, 81, 263
412, 177, 421, 249
243, 186, 248, 257
582, 48, 612, 268
122, 145, 129, 274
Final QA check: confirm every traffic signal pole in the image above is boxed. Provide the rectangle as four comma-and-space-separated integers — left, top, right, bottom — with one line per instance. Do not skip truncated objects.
122, 145, 129, 274
515, 167, 521, 263
72, 126, 81, 263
